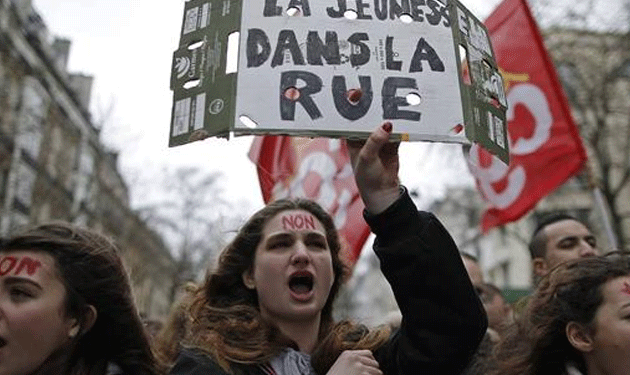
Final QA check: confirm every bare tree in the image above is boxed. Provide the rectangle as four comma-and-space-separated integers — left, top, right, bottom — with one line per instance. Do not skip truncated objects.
136, 166, 236, 305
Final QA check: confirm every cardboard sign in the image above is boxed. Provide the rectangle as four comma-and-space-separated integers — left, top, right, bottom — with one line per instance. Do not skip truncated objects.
169, 0, 509, 163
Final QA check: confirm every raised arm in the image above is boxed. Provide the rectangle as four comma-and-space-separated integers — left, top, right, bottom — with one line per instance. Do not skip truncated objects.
347, 124, 487, 375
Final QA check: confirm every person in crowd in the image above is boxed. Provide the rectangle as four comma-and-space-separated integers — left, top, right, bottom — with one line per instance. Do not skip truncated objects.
529, 213, 599, 279
461, 252, 484, 286
490, 251, 630, 375
476, 283, 513, 334
0, 222, 159, 375
162, 124, 487, 375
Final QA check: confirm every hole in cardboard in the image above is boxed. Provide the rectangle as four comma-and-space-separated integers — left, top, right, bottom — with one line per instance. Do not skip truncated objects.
347, 89, 362, 104
226, 31, 239, 74
400, 13, 413, 23
183, 79, 201, 89
188, 40, 204, 50
284, 87, 301, 101
239, 115, 258, 129
459, 44, 471, 85
286, 6, 301, 16
452, 124, 464, 134
406, 93, 422, 106
344, 10, 358, 19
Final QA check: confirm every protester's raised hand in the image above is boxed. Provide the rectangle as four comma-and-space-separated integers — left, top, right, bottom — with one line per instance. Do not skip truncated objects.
326, 350, 383, 375
346, 123, 401, 214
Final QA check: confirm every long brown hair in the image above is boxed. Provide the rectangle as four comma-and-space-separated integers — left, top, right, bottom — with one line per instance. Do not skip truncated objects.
491, 252, 630, 375
171, 198, 389, 374
1, 222, 159, 375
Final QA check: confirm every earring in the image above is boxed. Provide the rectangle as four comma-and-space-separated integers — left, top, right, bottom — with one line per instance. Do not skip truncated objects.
69, 325, 80, 338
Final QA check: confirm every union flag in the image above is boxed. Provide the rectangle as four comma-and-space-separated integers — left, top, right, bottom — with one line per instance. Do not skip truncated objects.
468, 0, 587, 232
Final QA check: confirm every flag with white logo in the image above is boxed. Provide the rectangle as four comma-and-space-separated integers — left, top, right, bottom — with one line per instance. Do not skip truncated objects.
248, 136, 369, 264
468, 0, 587, 232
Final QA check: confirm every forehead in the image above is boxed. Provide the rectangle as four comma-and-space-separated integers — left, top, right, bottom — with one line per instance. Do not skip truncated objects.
264, 209, 326, 234
601, 275, 630, 306
544, 219, 591, 241
0, 250, 56, 278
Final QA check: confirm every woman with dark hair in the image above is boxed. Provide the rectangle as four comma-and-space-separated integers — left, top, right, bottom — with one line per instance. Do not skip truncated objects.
0, 223, 159, 375
491, 252, 630, 375
162, 124, 487, 375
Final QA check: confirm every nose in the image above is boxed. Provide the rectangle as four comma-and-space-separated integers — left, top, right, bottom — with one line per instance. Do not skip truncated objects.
579, 241, 597, 258
290, 242, 310, 266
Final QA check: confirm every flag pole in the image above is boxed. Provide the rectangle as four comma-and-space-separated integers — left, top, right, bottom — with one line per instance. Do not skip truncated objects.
585, 162, 619, 250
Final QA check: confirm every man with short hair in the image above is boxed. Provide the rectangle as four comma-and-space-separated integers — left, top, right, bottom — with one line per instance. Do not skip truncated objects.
529, 213, 599, 278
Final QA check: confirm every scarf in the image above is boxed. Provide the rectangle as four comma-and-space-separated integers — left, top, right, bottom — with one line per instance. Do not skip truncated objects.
269, 348, 316, 375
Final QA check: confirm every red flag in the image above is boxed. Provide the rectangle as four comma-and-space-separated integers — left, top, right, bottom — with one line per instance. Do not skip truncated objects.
248, 136, 369, 264
467, 0, 587, 232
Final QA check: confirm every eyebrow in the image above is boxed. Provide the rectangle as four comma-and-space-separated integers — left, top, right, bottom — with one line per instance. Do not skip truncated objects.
4, 276, 43, 290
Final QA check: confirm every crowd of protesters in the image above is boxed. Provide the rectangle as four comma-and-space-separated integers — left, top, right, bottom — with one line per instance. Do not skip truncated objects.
2, 125, 629, 375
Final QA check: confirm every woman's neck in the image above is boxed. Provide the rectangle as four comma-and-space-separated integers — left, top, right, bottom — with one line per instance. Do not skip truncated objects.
268, 315, 322, 354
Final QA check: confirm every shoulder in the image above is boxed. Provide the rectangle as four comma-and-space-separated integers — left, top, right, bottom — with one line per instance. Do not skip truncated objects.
169, 349, 266, 375
169, 349, 228, 375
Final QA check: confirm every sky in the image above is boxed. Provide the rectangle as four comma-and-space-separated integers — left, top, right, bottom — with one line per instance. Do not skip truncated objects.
31, 0, 505, 218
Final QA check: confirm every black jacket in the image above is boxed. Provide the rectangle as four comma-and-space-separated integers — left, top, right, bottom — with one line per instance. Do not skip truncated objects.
170, 190, 487, 375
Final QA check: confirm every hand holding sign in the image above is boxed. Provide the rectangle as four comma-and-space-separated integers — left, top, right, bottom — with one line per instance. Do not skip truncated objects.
347, 122, 401, 215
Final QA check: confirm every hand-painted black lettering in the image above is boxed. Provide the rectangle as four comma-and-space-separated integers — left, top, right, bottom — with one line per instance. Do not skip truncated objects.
386, 36, 402, 71
382, 77, 421, 120
441, 6, 451, 27
326, 0, 346, 18
426, 0, 442, 25
373, 0, 388, 20
289, 0, 311, 16
409, 38, 444, 72
355, 0, 372, 19
272, 30, 305, 67
280, 71, 323, 120
264, 0, 282, 16
247, 29, 272, 67
389, 0, 410, 20
332, 76, 373, 120
410, 0, 425, 21
348, 33, 370, 67
307, 31, 341, 65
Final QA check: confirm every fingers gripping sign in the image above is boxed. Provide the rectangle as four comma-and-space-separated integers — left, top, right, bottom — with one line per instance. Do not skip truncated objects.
346, 122, 401, 215
327, 350, 383, 375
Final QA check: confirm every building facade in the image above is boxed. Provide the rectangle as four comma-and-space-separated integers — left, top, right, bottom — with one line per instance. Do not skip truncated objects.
0, 0, 174, 318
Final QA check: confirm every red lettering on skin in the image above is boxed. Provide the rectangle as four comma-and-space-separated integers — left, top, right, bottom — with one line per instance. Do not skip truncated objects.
15, 256, 42, 276
281, 214, 317, 231
282, 216, 295, 230
0, 256, 18, 276
0, 256, 42, 276
622, 282, 630, 296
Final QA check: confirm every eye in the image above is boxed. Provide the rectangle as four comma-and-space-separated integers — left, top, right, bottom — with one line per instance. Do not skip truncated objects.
558, 238, 578, 249
9, 287, 34, 302
305, 234, 328, 250
267, 238, 293, 250
585, 236, 597, 248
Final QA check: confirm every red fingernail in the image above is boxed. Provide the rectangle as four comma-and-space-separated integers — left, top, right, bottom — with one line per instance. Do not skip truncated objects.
382, 122, 393, 133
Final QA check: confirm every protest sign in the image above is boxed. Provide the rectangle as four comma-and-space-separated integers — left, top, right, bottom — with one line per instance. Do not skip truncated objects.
169, 0, 509, 163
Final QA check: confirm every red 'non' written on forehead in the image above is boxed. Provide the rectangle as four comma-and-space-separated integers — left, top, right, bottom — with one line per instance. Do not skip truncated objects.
0, 255, 42, 276
281, 214, 316, 231
622, 282, 630, 296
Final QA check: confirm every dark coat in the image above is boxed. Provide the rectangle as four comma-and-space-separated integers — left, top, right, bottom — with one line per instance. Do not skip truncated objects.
170, 190, 488, 375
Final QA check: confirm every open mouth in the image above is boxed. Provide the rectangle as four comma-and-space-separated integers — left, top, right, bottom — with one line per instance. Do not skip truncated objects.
289, 272, 314, 294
